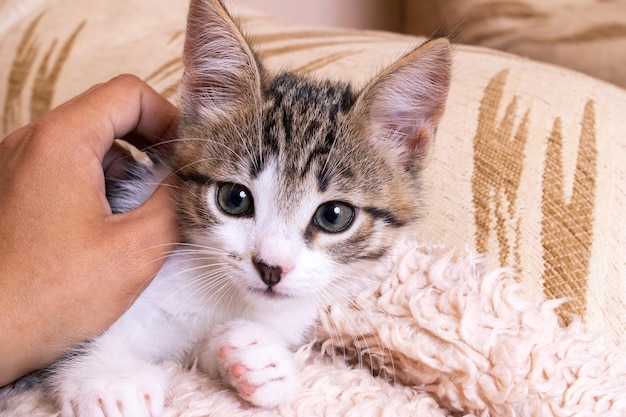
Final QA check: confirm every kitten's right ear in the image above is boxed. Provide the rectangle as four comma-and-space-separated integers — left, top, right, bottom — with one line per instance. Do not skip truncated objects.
181, 0, 262, 121
354, 38, 451, 171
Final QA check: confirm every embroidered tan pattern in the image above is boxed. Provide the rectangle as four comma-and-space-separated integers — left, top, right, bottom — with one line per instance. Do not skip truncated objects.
472, 69, 528, 270
293, 49, 362, 75
2, 14, 43, 136
541, 100, 597, 324
31, 21, 85, 121
146, 56, 184, 100
473, 71, 598, 324
1, 14, 84, 135
261, 39, 377, 59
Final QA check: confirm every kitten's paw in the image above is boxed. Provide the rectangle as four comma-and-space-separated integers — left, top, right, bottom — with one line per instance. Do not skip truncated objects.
52, 358, 169, 417
205, 322, 297, 408
217, 339, 297, 408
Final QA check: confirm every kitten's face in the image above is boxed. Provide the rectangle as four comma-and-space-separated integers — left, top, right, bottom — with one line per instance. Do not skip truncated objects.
173, 75, 422, 306
171, 0, 451, 307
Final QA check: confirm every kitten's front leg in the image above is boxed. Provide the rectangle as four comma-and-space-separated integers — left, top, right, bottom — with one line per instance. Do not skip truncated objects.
198, 320, 297, 408
48, 337, 170, 417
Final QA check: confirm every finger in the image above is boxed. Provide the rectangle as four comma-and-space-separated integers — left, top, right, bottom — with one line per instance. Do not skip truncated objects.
1, 123, 29, 142
0, 124, 30, 153
46, 74, 178, 161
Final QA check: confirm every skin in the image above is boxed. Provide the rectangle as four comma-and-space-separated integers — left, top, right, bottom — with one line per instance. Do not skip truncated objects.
0, 74, 180, 386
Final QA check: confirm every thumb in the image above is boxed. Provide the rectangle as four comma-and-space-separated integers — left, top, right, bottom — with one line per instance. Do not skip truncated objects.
108, 179, 180, 293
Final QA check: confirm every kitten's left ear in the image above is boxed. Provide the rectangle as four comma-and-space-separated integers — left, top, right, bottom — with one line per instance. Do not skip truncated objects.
180, 0, 262, 121
355, 38, 452, 170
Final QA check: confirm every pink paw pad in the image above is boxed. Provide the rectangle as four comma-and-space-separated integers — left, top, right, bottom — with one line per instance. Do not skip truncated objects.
219, 346, 259, 397
218, 345, 234, 360
231, 363, 247, 378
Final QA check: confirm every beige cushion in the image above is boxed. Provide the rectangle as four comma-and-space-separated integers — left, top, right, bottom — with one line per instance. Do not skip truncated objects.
1, 0, 625, 353
402, 0, 626, 89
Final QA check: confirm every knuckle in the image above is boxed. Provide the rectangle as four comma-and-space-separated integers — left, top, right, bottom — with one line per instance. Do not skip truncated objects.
108, 73, 147, 89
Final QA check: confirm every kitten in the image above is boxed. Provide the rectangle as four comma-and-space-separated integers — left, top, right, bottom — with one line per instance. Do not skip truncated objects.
47, 0, 451, 415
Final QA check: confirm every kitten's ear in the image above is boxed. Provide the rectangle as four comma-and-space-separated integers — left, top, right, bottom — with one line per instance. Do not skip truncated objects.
181, 0, 262, 120
355, 38, 451, 170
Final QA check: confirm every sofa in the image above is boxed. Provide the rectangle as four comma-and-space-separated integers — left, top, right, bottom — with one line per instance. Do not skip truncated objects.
1, 0, 624, 415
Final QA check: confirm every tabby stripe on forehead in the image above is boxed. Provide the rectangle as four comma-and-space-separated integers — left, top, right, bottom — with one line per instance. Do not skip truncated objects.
362, 207, 406, 227
301, 145, 329, 184
175, 171, 212, 185
317, 168, 330, 193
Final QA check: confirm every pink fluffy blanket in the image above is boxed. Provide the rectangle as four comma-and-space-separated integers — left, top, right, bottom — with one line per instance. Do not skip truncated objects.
2, 243, 625, 416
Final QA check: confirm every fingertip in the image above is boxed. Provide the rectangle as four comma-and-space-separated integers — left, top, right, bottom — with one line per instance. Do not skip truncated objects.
110, 73, 145, 84
49, 74, 179, 161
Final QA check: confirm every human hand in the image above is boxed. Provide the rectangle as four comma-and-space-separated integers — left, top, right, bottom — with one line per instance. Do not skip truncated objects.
0, 74, 180, 386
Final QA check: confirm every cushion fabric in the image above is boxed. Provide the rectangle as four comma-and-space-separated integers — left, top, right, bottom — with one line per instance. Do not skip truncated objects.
0, 0, 624, 360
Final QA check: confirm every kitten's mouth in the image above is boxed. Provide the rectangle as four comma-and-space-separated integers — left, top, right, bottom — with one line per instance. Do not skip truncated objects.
264, 288, 279, 297
249, 286, 289, 300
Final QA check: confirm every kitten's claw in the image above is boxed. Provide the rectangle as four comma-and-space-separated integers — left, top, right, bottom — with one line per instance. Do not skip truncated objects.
59, 380, 166, 417
53, 357, 169, 417
59, 379, 166, 417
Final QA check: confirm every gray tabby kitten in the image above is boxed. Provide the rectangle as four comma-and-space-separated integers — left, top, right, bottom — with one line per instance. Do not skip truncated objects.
48, 0, 451, 415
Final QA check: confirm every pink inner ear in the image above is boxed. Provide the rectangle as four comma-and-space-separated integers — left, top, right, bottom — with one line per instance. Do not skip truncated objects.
363, 39, 451, 169
370, 96, 445, 168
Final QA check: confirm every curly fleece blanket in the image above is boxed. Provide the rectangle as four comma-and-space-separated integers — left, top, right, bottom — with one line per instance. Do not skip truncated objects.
2, 243, 625, 416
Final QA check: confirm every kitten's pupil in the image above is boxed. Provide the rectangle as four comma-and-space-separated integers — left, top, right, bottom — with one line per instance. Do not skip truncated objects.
313, 201, 355, 233
217, 183, 254, 217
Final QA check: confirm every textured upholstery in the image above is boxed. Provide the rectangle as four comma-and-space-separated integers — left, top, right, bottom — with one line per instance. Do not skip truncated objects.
1, 0, 625, 414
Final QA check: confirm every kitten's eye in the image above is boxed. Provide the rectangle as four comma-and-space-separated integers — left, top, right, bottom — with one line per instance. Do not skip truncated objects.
216, 183, 254, 217
313, 201, 355, 233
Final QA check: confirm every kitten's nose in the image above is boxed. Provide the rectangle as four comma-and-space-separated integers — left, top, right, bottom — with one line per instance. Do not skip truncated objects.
254, 260, 282, 287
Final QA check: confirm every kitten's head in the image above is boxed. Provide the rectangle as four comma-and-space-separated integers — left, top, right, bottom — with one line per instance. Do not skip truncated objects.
171, 0, 451, 308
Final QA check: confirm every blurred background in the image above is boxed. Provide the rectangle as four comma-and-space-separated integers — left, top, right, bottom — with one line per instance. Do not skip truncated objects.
238, 0, 404, 31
